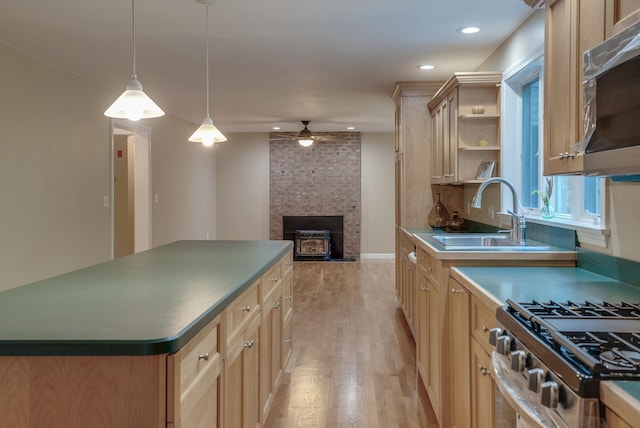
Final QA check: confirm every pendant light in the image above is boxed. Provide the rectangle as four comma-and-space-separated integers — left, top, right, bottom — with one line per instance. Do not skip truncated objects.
189, 0, 227, 147
104, 0, 164, 121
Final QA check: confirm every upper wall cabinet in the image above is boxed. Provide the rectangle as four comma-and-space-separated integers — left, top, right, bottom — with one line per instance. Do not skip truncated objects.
606, 0, 640, 37
428, 72, 502, 184
543, 0, 640, 175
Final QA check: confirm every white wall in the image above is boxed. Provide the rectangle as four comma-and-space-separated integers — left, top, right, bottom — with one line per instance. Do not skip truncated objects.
361, 133, 395, 255
0, 41, 217, 291
214, 132, 396, 255
215, 133, 270, 240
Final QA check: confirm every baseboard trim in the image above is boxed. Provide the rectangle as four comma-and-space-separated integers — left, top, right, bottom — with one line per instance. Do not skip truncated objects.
360, 253, 395, 259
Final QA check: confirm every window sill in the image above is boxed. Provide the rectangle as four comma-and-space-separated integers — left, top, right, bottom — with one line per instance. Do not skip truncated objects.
498, 212, 610, 249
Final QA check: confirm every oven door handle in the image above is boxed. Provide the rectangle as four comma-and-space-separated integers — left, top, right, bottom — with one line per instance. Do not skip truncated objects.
491, 352, 565, 428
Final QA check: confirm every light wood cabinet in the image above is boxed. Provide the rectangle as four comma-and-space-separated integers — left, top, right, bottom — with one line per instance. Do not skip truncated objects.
398, 231, 416, 335
471, 339, 495, 428
449, 279, 471, 428
543, 0, 605, 175
416, 249, 442, 424
168, 316, 222, 428
605, 0, 640, 37
225, 314, 261, 428
428, 72, 502, 184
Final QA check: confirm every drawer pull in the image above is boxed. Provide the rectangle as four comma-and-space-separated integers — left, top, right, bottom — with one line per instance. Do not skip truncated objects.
198, 353, 209, 361
421, 287, 428, 292
272, 302, 280, 309
451, 288, 463, 294
478, 365, 490, 376
482, 326, 490, 332
272, 277, 279, 282
244, 340, 255, 348
284, 339, 292, 343
241, 306, 251, 312
285, 295, 293, 300
428, 267, 433, 272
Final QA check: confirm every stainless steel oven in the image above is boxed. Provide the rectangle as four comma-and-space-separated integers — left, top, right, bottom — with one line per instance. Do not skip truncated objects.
489, 300, 640, 427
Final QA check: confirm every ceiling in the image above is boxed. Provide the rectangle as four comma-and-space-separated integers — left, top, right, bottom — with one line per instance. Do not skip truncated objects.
0, 0, 534, 133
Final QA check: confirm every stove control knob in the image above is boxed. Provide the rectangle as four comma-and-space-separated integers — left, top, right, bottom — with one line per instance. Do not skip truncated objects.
540, 381, 559, 409
496, 335, 511, 356
509, 350, 526, 373
526, 368, 545, 393
488, 328, 502, 347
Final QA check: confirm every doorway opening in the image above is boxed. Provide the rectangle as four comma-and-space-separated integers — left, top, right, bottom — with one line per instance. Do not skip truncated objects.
110, 121, 152, 259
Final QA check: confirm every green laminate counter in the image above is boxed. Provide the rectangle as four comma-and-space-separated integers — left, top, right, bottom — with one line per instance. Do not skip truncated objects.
0, 240, 293, 356
450, 266, 640, 425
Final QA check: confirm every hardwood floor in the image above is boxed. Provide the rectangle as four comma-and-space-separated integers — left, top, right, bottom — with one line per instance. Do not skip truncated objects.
263, 259, 438, 428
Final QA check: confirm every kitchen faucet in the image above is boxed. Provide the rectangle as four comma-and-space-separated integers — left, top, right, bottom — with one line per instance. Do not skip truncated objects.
471, 177, 526, 245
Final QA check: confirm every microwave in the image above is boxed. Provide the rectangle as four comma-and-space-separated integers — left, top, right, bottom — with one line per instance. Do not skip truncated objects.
582, 20, 640, 176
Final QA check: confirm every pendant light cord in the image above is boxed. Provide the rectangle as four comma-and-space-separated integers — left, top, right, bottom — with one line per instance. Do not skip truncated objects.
205, 4, 210, 117
132, 0, 137, 80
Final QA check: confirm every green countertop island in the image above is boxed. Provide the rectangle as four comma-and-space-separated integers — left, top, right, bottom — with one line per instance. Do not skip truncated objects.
0, 240, 293, 356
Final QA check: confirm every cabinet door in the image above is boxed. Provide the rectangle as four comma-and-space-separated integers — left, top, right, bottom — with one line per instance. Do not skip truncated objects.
471, 339, 495, 428
426, 278, 441, 422
225, 316, 261, 428
416, 271, 429, 383
449, 280, 471, 428
544, 0, 605, 175
605, 0, 640, 37
168, 317, 221, 428
444, 90, 458, 183
431, 102, 445, 183
260, 287, 283, 422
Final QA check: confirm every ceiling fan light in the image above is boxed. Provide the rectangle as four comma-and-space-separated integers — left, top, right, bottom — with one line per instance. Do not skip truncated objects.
298, 139, 314, 147
189, 115, 227, 147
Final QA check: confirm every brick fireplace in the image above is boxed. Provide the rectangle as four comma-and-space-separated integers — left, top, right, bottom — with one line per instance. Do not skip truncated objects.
269, 132, 361, 260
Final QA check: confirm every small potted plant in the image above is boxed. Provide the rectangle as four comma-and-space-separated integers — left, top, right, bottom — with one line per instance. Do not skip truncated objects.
532, 177, 554, 219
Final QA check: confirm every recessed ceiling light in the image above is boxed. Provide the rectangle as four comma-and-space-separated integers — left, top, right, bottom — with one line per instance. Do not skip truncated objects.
272, 126, 281, 130
417, 64, 435, 70
347, 126, 355, 130
458, 26, 480, 34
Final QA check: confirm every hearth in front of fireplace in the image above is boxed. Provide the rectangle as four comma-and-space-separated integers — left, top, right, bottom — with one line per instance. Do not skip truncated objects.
295, 230, 331, 260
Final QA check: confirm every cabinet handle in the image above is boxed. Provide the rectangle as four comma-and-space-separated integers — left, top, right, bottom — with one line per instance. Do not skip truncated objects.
432, 175, 442, 179
272, 277, 279, 282
559, 151, 576, 159
198, 353, 209, 361
478, 365, 490, 376
241, 306, 251, 312
244, 340, 255, 348
444, 173, 455, 177
285, 295, 293, 300
451, 288, 464, 294
284, 339, 292, 344
482, 326, 490, 332
272, 302, 280, 309
421, 287, 428, 292
428, 267, 433, 272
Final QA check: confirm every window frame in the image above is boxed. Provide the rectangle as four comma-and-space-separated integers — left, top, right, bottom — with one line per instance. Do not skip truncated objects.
500, 47, 609, 245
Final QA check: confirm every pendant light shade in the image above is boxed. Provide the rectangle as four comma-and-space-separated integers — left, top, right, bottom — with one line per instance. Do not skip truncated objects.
189, 115, 227, 147
189, 0, 227, 147
105, 0, 164, 121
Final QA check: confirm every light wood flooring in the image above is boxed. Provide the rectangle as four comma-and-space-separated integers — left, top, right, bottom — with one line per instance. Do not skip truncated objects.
263, 259, 438, 428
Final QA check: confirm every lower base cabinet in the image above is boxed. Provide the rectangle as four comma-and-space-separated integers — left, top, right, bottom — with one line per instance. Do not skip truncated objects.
168, 316, 223, 428
225, 315, 261, 428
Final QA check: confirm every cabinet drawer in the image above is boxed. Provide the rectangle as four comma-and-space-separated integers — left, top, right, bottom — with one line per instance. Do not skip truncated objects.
226, 280, 260, 346
168, 316, 222, 427
280, 252, 293, 279
471, 296, 496, 354
416, 247, 437, 282
262, 262, 282, 302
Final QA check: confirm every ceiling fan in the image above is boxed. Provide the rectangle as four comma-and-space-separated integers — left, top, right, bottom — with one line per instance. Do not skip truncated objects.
268, 120, 336, 147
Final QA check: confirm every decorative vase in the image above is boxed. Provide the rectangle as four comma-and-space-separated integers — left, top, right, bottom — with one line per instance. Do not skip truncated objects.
540, 202, 554, 219
447, 211, 464, 231
428, 193, 450, 229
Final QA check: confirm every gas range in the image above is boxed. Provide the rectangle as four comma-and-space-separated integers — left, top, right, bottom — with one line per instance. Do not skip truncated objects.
490, 299, 640, 427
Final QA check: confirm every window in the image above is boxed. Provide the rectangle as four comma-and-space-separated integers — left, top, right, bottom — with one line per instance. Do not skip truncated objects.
502, 51, 605, 229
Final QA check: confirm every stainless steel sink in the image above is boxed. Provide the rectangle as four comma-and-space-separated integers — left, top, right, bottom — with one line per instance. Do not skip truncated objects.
415, 233, 551, 251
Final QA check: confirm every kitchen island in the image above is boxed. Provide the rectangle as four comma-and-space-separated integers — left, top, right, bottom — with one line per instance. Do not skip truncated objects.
0, 239, 294, 427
